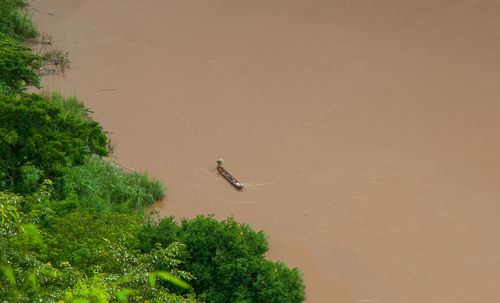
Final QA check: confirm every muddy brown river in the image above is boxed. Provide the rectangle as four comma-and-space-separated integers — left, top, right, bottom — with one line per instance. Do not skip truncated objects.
32, 0, 500, 302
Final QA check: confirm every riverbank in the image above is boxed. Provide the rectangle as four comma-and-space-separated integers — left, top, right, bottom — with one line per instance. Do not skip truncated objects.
33, 0, 500, 302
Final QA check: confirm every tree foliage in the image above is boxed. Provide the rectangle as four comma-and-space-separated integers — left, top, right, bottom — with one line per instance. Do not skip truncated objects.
0, 0, 40, 95
42, 209, 141, 273
139, 215, 306, 303
0, 93, 109, 193
0, 189, 199, 303
0, 35, 41, 95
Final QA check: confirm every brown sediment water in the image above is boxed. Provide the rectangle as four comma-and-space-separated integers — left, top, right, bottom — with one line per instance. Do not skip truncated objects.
32, 0, 500, 302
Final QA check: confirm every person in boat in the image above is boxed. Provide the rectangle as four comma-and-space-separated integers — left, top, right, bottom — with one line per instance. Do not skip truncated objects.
217, 159, 223, 166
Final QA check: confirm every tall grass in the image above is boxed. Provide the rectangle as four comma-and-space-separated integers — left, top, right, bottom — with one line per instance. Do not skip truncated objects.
0, 3, 38, 39
41, 91, 90, 120
126, 170, 165, 201
61, 157, 165, 212
43, 91, 166, 211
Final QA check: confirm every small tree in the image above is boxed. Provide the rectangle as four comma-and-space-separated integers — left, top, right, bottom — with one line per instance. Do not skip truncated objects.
0, 35, 41, 95
0, 94, 109, 193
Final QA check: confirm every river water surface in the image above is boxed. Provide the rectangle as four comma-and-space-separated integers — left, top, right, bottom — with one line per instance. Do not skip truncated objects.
32, 1, 500, 302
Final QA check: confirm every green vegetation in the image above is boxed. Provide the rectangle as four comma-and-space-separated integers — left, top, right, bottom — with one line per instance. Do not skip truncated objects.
60, 157, 164, 211
0, 93, 109, 194
0, 0, 38, 39
1, 189, 198, 302
42, 91, 91, 120
0, 0, 40, 95
0, 0, 306, 302
139, 216, 306, 303
0, 35, 42, 95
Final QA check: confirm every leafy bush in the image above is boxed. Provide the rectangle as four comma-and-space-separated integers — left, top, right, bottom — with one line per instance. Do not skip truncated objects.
41, 209, 142, 273
0, 191, 200, 302
0, 35, 41, 95
139, 215, 306, 303
0, 94, 109, 193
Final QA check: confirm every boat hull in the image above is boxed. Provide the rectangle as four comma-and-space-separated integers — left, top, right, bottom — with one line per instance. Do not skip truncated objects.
217, 165, 243, 189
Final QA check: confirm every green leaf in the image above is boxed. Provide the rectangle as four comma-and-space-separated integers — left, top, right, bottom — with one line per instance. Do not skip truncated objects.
149, 271, 191, 289
19, 223, 42, 244
0, 264, 16, 285
115, 289, 134, 301
22, 269, 38, 291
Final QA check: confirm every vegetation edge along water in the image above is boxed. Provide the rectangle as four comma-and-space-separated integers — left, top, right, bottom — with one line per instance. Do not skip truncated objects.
0, 1, 306, 302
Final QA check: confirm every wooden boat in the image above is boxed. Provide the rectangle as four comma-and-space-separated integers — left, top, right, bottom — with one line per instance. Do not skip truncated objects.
217, 160, 243, 189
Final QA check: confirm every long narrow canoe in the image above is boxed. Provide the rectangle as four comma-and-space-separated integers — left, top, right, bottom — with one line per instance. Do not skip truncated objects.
217, 160, 243, 189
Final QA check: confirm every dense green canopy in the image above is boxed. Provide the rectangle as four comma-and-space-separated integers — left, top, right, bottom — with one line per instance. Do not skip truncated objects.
0, 94, 109, 193
139, 215, 306, 303
0, 36, 41, 95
